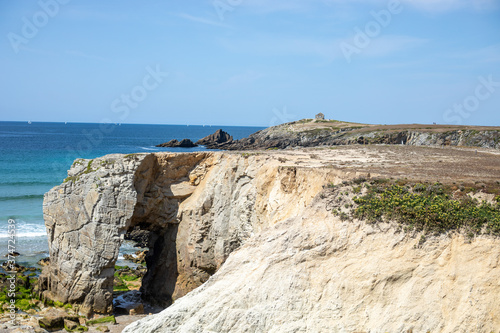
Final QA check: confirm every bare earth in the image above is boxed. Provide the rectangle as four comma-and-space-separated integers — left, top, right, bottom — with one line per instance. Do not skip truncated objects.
260, 144, 500, 184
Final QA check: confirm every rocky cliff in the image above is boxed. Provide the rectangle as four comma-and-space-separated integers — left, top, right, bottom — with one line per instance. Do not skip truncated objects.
39, 147, 500, 331
218, 120, 500, 150
38, 151, 347, 316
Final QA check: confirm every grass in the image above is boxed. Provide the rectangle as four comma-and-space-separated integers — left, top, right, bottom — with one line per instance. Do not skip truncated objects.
351, 181, 500, 237
63, 175, 80, 183
86, 315, 116, 326
303, 128, 337, 136
124, 153, 139, 160
315, 119, 341, 123
113, 280, 129, 292
64, 159, 103, 183
113, 266, 142, 291
99, 159, 115, 167
72, 159, 85, 168
0, 275, 41, 311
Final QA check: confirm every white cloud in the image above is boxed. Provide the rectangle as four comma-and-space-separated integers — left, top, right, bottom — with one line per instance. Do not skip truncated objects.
219, 34, 337, 60
65, 50, 106, 61
361, 35, 429, 57
401, 0, 498, 12
447, 43, 500, 63
239, 0, 498, 13
176, 13, 231, 28
225, 70, 265, 85
220, 33, 427, 63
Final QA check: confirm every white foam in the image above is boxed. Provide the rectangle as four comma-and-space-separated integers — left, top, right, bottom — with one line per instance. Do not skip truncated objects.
139, 146, 157, 151
0, 222, 47, 238
0, 231, 47, 238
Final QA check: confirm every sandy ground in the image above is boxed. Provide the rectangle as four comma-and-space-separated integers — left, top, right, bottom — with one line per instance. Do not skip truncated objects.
88, 314, 149, 333
257, 145, 500, 184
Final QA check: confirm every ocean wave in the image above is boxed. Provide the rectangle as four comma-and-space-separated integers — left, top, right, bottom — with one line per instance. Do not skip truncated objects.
0, 181, 56, 186
138, 146, 157, 151
0, 231, 46, 238
0, 194, 44, 202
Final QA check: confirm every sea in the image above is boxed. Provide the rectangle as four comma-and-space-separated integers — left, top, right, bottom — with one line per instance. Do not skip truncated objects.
0, 121, 263, 269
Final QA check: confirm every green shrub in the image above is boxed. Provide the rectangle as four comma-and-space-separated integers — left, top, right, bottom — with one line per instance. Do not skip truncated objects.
353, 183, 500, 237
120, 274, 139, 282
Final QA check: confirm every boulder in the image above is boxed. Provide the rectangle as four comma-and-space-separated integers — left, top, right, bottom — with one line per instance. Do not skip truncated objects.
38, 316, 64, 332
124, 227, 150, 248
129, 303, 144, 315
196, 129, 233, 147
63, 319, 78, 331
37, 257, 50, 266
156, 139, 198, 148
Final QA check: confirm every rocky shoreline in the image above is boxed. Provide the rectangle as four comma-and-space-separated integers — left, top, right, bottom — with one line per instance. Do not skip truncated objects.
0, 247, 153, 332
163, 120, 500, 151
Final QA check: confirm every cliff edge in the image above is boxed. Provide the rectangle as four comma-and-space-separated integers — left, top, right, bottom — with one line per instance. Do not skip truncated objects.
38, 146, 500, 332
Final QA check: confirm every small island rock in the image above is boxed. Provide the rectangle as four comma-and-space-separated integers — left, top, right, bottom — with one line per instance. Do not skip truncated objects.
156, 139, 198, 148
196, 129, 233, 148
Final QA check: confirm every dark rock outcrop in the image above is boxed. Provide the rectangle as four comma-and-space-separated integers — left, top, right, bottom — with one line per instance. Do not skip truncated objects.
217, 120, 500, 150
156, 139, 198, 148
125, 227, 150, 248
196, 129, 233, 148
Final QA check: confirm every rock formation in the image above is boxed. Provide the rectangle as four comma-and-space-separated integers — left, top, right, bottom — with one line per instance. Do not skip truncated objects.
156, 139, 198, 148
218, 120, 500, 150
38, 147, 500, 331
124, 200, 500, 333
196, 129, 233, 148
38, 154, 147, 316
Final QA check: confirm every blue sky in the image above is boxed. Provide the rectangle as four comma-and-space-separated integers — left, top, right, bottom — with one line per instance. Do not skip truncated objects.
0, 0, 499, 127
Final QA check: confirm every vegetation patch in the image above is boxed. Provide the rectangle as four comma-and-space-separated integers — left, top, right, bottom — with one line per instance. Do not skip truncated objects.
0, 274, 41, 312
86, 315, 116, 326
113, 279, 129, 292
63, 176, 80, 184
124, 153, 139, 160
72, 159, 85, 168
315, 119, 340, 123
330, 179, 500, 239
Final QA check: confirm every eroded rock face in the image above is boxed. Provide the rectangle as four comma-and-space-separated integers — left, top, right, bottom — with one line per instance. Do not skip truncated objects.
124, 196, 500, 333
38, 152, 212, 316
38, 152, 343, 316
38, 154, 147, 316
40, 149, 500, 331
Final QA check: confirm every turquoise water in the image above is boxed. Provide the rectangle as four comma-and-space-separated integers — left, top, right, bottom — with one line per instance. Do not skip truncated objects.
0, 121, 262, 266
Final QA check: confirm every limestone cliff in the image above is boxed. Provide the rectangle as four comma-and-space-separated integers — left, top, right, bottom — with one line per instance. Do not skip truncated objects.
124, 200, 500, 332
39, 151, 349, 316
39, 147, 500, 331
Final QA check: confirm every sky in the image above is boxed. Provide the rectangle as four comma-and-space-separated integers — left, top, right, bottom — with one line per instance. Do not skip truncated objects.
0, 0, 499, 127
